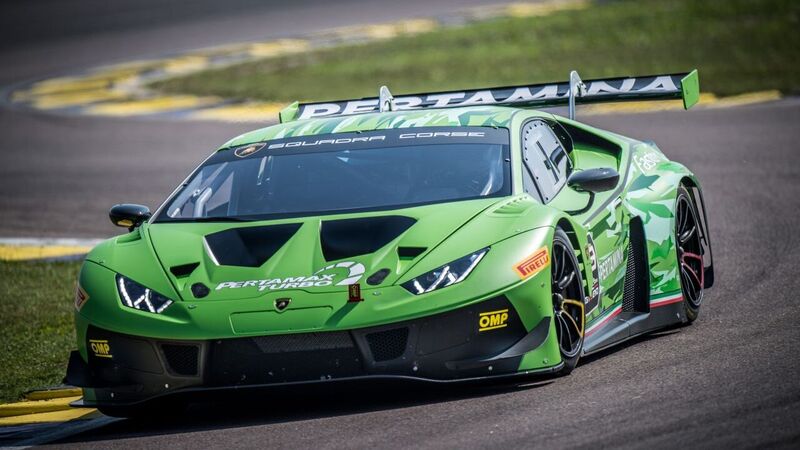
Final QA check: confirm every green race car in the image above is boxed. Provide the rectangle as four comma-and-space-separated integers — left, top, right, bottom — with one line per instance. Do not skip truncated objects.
66, 70, 713, 417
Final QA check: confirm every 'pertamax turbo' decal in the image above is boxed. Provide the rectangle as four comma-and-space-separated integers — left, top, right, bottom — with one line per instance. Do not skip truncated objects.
216, 261, 366, 292
514, 247, 550, 279
295, 74, 688, 120
599, 248, 624, 280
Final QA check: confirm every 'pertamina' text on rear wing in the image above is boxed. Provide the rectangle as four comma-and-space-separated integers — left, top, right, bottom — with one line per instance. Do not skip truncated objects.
279, 69, 699, 122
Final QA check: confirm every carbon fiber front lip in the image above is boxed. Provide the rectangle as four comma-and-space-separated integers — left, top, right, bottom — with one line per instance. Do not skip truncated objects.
77, 362, 564, 408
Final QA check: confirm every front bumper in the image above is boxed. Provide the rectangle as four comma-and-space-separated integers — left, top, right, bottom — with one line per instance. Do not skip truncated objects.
66, 295, 558, 407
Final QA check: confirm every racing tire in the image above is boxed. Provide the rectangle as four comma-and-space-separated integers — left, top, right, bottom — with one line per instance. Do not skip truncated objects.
675, 186, 705, 323
551, 227, 585, 375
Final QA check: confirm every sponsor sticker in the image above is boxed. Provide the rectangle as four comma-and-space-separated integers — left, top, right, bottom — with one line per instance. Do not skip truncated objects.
74, 284, 89, 311
348, 283, 363, 302
599, 248, 624, 280
233, 143, 265, 158
216, 261, 366, 292
89, 339, 112, 358
274, 297, 291, 312
633, 148, 665, 172
585, 234, 600, 314
514, 247, 550, 279
267, 136, 385, 150
297, 75, 682, 120
478, 309, 509, 332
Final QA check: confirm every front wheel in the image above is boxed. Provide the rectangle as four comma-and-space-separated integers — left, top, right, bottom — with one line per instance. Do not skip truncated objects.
551, 228, 585, 374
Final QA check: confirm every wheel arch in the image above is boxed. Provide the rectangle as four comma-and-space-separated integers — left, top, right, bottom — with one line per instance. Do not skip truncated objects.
678, 176, 714, 288
555, 217, 592, 303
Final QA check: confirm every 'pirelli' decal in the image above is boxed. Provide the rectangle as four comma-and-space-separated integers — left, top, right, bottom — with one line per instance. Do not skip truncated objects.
74, 284, 89, 311
514, 247, 550, 279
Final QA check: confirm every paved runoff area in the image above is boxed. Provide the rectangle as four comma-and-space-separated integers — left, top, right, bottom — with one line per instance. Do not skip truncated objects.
0, 0, 798, 447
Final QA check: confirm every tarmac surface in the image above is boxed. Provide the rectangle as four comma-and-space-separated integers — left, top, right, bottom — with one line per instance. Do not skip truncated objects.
1, 0, 798, 448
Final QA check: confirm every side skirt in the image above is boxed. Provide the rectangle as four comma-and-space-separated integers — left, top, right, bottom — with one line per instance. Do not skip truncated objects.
582, 292, 684, 356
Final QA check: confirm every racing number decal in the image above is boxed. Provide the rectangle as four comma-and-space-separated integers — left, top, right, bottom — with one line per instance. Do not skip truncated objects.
585, 234, 600, 314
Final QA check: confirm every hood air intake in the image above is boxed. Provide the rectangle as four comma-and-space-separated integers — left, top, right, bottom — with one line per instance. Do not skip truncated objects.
205, 223, 301, 267
170, 262, 199, 277
321, 216, 416, 261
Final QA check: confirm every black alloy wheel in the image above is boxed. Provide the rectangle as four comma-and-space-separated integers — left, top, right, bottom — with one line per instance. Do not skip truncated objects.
551, 228, 585, 374
675, 187, 705, 322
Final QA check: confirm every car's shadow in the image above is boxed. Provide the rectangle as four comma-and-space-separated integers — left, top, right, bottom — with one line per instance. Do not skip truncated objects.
57, 327, 684, 445
57, 377, 555, 444
578, 326, 683, 366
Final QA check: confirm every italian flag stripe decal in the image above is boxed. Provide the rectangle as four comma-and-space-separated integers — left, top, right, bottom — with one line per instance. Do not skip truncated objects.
649, 291, 683, 307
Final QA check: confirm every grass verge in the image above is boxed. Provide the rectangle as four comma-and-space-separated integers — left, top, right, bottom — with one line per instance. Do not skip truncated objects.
152, 0, 800, 103
0, 261, 80, 403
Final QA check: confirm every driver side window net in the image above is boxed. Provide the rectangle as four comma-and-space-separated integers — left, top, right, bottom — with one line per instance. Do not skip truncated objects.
522, 120, 570, 203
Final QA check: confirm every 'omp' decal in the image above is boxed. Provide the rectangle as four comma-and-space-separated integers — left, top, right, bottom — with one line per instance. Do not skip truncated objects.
216, 261, 366, 292
514, 247, 550, 279
89, 339, 112, 358
478, 309, 509, 332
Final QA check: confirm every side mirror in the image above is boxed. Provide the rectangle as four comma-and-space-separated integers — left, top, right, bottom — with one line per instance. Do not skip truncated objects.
567, 168, 620, 193
109, 204, 151, 231
565, 168, 619, 215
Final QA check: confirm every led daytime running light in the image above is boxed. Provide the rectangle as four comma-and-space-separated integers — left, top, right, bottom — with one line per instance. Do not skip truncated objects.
116, 275, 174, 314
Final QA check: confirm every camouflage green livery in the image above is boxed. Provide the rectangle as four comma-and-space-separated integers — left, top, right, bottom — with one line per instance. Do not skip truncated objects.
66, 72, 713, 416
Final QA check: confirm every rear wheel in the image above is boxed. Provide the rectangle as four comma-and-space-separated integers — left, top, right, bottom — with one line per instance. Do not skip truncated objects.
551, 228, 585, 374
675, 186, 704, 322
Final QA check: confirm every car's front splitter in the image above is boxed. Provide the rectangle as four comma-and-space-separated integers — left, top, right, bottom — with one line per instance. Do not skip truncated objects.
66, 295, 560, 407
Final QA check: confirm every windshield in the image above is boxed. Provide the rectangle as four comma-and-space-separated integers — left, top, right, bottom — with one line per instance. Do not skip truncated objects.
156, 127, 510, 222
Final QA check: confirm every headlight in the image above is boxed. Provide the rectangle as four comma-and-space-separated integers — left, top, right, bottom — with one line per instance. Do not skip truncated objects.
401, 248, 488, 295
116, 275, 174, 314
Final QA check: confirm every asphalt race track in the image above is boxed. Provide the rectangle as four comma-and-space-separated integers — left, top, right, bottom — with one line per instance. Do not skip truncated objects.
1, 1, 799, 448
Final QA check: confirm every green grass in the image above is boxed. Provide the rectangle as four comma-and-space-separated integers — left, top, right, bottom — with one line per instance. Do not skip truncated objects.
0, 261, 80, 402
152, 0, 800, 104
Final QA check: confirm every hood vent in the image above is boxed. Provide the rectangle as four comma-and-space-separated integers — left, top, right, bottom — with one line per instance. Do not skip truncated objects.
205, 223, 302, 267
397, 247, 426, 259
321, 216, 416, 261
170, 262, 199, 278
490, 196, 535, 216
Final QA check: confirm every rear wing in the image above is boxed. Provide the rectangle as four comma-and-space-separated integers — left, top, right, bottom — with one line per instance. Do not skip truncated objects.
279, 69, 699, 122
